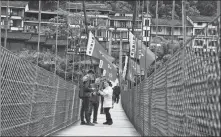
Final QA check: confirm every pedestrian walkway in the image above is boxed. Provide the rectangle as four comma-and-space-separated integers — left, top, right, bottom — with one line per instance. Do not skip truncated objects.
52, 101, 140, 136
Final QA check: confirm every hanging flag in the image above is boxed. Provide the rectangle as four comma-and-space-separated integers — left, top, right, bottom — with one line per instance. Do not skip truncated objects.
129, 31, 136, 58
129, 31, 155, 71
86, 31, 115, 62
98, 51, 117, 81
137, 40, 155, 71
126, 58, 136, 82
122, 55, 128, 80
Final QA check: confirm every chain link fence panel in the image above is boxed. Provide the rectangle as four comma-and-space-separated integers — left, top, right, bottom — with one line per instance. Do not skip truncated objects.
0, 47, 80, 136
122, 15, 220, 136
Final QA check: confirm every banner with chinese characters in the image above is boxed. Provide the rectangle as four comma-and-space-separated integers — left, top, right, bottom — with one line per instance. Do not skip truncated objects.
129, 31, 136, 58
86, 31, 115, 62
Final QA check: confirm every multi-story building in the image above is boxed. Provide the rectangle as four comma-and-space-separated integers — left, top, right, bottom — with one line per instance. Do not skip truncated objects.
1, 1, 29, 31
109, 9, 151, 56
150, 18, 193, 41
187, 15, 218, 50
66, 2, 112, 41
24, 10, 59, 34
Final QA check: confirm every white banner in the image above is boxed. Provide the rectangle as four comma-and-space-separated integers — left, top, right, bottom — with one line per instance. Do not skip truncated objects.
129, 32, 136, 58
122, 55, 128, 80
86, 31, 95, 56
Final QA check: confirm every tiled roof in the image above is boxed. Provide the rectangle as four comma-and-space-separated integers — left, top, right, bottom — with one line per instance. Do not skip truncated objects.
151, 18, 193, 27
110, 16, 142, 21
45, 39, 68, 46
1, 1, 29, 8
1, 31, 32, 40
27, 35, 46, 43
66, 2, 112, 11
188, 16, 216, 23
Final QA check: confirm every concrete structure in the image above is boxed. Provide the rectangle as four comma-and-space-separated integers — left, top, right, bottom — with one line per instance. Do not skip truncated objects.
1, 1, 29, 31
151, 18, 193, 40
187, 16, 218, 51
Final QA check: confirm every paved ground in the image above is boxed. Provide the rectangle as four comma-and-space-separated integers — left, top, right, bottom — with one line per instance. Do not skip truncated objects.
52, 101, 140, 136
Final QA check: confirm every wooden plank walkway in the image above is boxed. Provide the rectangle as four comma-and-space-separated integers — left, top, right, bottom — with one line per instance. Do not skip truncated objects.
52, 101, 140, 136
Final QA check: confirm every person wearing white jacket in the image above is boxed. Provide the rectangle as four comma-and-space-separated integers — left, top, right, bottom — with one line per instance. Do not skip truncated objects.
98, 80, 113, 125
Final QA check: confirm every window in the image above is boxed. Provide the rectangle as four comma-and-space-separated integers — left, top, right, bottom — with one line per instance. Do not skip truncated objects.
97, 30, 102, 37
195, 29, 205, 36
110, 20, 114, 27
145, 19, 149, 26
11, 9, 19, 16
122, 32, 127, 38
208, 40, 217, 47
158, 26, 162, 32
144, 30, 149, 37
208, 28, 217, 36
194, 39, 204, 46
197, 22, 203, 26
119, 21, 126, 28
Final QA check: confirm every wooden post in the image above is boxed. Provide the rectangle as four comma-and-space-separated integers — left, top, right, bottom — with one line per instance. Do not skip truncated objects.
182, 0, 186, 47
4, 0, 9, 48
108, 30, 112, 55
82, 0, 94, 73
119, 31, 123, 88
132, 1, 137, 34
155, 0, 158, 72
171, 0, 175, 44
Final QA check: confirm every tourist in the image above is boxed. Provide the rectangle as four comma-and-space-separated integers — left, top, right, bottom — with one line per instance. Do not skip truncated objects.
79, 71, 95, 126
98, 80, 113, 125
88, 82, 100, 124
113, 85, 121, 104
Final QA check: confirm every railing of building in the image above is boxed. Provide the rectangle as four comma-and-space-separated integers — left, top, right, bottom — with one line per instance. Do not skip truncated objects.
0, 47, 80, 136
121, 14, 220, 136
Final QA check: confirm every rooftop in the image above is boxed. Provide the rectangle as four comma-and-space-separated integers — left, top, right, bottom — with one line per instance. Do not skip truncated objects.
188, 16, 216, 23
1, 31, 32, 40
66, 2, 112, 12
151, 18, 193, 27
110, 16, 142, 21
27, 35, 47, 43
1, 1, 29, 8
45, 39, 68, 46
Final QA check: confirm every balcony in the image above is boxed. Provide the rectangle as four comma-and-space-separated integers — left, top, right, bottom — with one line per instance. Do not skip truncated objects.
11, 26, 23, 31
24, 17, 52, 24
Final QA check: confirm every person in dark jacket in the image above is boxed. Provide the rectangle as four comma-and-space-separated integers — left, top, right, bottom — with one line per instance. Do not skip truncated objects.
80, 79, 94, 126
113, 86, 121, 104
88, 83, 100, 124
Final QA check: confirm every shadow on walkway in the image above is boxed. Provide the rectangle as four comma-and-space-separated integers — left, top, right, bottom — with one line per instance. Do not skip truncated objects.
52, 101, 140, 136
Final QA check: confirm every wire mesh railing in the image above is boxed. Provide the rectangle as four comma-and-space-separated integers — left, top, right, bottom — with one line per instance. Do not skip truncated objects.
121, 15, 220, 136
0, 47, 80, 136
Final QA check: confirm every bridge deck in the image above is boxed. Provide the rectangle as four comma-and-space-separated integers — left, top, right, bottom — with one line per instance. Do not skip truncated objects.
52, 101, 140, 136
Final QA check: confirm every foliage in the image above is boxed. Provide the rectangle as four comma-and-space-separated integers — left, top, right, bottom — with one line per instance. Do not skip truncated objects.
17, 49, 81, 81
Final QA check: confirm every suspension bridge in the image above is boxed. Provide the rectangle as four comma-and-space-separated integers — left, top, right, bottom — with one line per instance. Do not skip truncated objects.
0, 0, 221, 136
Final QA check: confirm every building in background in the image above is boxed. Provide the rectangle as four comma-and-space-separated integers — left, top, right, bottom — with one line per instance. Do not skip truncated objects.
187, 15, 218, 51
150, 18, 193, 41
24, 10, 59, 34
1, 1, 29, 31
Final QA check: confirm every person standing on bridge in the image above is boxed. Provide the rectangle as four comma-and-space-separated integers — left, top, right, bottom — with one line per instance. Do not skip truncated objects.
98, 80, 113, 125
88, 81, 100, 124
79, 70, 95, 126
